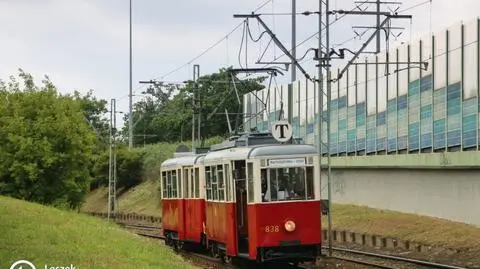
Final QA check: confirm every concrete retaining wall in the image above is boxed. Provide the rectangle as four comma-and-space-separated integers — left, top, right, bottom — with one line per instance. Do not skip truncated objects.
321, 168, 480, 226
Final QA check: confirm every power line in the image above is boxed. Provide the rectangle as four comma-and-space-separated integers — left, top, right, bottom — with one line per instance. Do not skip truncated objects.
158, 0, 273, 80
260, 0, 430, 69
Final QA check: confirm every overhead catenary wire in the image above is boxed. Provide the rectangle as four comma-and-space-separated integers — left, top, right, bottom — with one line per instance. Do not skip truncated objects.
158, 0, 273, 80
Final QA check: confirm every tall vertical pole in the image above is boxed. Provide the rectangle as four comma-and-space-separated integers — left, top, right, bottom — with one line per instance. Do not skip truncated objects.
194, 65, 201, 144
316, 0, 324, 255
128, 0, 133, 149
288, 0, 296, 125
376, 0, 381, 53
291, 0, 296, 82
108, 99, 113, 220
113, 98, 117, 217
325, 0, 333, 257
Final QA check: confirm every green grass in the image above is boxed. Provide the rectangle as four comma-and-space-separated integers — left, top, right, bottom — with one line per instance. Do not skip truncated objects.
323, 204, 480, 250
0, 195, 197, 269
81, 179, 162, 216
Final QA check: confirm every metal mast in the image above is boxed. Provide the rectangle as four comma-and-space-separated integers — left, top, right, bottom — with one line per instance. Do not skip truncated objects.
128, 0, 133, 149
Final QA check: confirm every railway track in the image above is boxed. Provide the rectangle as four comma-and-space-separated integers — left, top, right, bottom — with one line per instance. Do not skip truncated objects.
120, 222, 467, 269
325, 246, 467, 269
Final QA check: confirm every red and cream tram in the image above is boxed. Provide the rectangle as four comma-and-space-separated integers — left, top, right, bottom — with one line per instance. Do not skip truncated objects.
160, 131, 323, 264
203, 142, 321, 263
160, 153, 206, 249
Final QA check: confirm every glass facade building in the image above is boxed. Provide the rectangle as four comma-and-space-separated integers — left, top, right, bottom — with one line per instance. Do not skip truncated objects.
243, 19, 480, 156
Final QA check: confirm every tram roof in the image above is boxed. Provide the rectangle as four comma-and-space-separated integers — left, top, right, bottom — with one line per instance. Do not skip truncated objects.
161, 154, 205, 169
203, 144, 318, 164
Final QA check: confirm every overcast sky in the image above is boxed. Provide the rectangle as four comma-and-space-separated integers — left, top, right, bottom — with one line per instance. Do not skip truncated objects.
0, 0, 478, 127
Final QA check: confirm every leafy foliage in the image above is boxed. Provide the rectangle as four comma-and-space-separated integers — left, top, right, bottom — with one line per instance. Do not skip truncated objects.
0, 69, 100, 209
90, 146, 145, 191
121, 67, 266, 145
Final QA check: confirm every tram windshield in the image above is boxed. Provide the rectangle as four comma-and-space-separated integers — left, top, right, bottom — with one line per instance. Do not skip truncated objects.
260, 166, 314, 202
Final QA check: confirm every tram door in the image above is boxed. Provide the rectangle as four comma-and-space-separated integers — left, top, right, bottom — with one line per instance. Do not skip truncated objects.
233, 160, 248, 254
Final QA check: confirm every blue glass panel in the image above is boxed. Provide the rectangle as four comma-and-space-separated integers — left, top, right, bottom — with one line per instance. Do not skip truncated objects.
269, 112, 276, 121
462, 130, 477, 148
356, 115, 365, 126
357, 138, 366, 150
356, 102, 366, 115
398, 95, 407, 110
463, 114, 477, 131
339, 119, 347, 130
366, 140, 376, 153
347, 141, 356, 153
367, 115, 376, 128
446, 82, 461, 100
420, 133, 432, 148
307, 123, 314, 134
433, 119, 445, 134
420, 105, 432, 119
338, 96, 347, 108
377, 111, 386, 125
420, 75, 433, 92
331, 99, 338, 110
409, 79, 420, 96
387, 138, 397, 152
463, 98, 477, 115
408, 122, 420, 150
329, 142, 338, 155
397, 136, 407, 150
447, 100, 461, 115
387, 99, 397, 113
347, 130, 356, 140
433, 133, 445, 149
338, 141, 347, 153
376, 137, 386, 151
447, 130, 461, 147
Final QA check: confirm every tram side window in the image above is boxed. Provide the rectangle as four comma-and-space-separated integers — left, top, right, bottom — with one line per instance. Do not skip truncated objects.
217, 165, 225, 201
167, 170, 172, 198
224, 164, 231, 201
171, 170, 178, 198
177, 169, 182, 198
205, 167, 212, 200
184, 169, 189, 198
247, 162, 254, 203
261, 166, 314, 202
211, 166, 218, 200
194, 168, 200, 198
306, 167, 314, 199
162, 171, 167, 198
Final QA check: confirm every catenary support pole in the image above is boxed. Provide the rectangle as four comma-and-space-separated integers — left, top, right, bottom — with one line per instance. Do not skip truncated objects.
316, 0, 325, 254
113, 98, 117, 216
325, 0, 333, 257
128, 0, 133, 149
292, 0, 296, 82
108, 99, 113, 220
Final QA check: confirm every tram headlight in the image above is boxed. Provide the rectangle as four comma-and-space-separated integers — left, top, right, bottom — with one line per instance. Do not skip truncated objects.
284, 220, 296, 232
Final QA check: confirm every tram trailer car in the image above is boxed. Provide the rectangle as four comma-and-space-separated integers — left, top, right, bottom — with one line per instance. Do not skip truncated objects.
160, 154, 206, 249
202, 144, 322, 264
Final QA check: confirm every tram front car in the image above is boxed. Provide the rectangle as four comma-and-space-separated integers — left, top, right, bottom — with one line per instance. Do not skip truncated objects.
245, 144, 322, 263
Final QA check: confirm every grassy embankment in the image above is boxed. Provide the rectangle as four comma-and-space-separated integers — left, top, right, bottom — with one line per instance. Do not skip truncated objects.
0, 195, 197, 269
82, 138, 223, 216
82, 139, 480, 251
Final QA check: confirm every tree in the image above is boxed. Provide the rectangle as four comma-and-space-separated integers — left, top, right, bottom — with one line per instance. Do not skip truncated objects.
72, 89, 109, 151
121, 67, 266, 145
0, 69, 98, 209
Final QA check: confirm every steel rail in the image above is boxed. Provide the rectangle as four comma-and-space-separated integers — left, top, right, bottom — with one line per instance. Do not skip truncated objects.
326, 246, 466, 269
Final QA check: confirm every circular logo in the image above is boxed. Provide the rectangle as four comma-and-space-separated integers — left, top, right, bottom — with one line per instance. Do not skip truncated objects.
271, 120, 293, 142
9, 260, 36, 269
